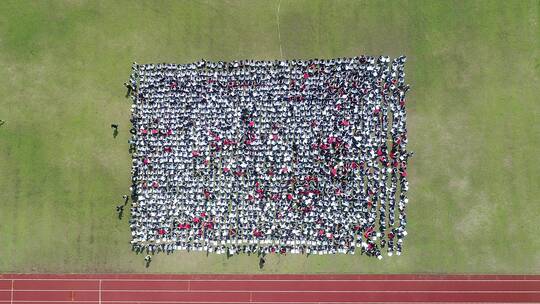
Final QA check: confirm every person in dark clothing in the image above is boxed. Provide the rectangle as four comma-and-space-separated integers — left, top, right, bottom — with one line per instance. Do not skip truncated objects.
111, 124, 119, 138
116, 205, 124, 219
124, 82, 134, 97
144, 255, 152, 267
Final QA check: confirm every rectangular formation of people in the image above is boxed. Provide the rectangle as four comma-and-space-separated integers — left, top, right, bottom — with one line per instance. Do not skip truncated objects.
127, 56, 411, 259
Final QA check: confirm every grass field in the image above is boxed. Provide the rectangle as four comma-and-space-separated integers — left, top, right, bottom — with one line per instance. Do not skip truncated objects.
0, 0, 539, 274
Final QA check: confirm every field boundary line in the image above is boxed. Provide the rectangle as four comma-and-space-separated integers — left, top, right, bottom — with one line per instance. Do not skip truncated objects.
2, 278, 540, 282
276, 0, 283, 59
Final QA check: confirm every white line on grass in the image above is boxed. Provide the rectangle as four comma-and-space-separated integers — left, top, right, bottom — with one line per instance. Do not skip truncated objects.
276, 0, 283, 59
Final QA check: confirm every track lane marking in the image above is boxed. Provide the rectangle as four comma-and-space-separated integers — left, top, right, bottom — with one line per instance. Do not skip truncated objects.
0, 300, 538, 304
6, 290, 540, 293
2, 279, 540, 282
99, 280, 102, 304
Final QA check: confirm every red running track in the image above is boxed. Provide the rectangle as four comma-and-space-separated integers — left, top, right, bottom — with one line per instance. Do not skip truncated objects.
0, 274, 539, 303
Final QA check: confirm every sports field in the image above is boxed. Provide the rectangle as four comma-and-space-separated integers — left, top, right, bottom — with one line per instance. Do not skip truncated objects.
0, 0, 538, 274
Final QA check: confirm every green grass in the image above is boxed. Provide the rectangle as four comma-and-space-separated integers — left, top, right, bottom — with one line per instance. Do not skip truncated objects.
0, 0, 539, 273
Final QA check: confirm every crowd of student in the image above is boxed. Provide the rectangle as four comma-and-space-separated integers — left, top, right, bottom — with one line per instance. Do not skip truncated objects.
127, 56, 411, 259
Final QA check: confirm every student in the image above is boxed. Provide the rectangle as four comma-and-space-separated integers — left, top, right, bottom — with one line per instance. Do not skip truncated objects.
111, 124, 119, 138
144, 255, 152, 267
124, 82, 133, 97
116, 205, 124, 219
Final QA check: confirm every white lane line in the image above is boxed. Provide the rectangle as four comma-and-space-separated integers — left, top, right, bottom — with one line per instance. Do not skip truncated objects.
6, 290, 540, 293
10, 280, 13, 304
1, 302, 540, 304
1, 279, 539, 282
99, 279, 102, 304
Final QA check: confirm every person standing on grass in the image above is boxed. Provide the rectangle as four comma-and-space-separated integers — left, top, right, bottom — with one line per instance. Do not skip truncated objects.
124, 82, 133, 97
111, 124, 119, 138
144, 255, 152, 267
116, 205, 124, 219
